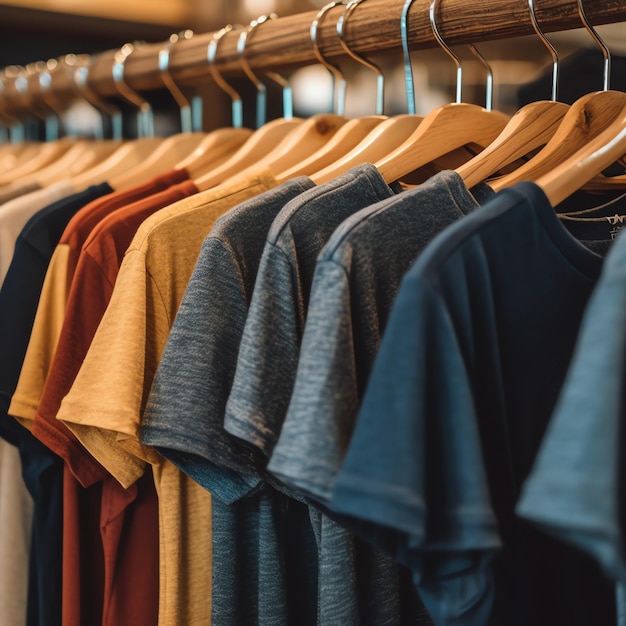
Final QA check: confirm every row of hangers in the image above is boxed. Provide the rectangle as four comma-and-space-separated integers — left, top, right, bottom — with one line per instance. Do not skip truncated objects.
0, 0, 623, 209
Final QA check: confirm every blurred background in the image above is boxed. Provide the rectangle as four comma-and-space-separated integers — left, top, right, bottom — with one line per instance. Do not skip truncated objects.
0, 0, 624, 137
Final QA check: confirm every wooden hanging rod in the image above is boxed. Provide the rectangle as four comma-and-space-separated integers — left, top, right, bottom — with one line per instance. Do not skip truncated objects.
1, 0, 625, 113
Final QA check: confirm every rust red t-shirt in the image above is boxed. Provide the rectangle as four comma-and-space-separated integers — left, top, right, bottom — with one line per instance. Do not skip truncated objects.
31, 173, 197, 626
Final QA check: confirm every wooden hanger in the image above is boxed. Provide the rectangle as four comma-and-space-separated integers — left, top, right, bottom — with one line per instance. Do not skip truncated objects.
309, 0, 428, 184
536, 105, 626, 206
456, 101, 569, 189
277, 2, 388, 183
373, 0, 510, 185
230, 2, 395, 183
0, 137, 78, 185
490, 90, 626, 193
311, 114, 423, 184
491, 0, 625, 193
375, 104, 509, 184
194, 17, 313, 191
70, 137, 163, 190
0, 143, 42, 175
22, 139, 123, 187
107, 32, 213, 189
456, 0, 571, 189
277, 115, 386, 182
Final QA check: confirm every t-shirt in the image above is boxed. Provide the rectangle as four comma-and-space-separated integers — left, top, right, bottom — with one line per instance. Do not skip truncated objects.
515, 227, 626, 614
8, 176, 196, 626
0, 180, 41, 206
0, 182, 113, 626
268, 171, 494, 504
329, 182, 616, 626
0, 180, 76, 285
57, 169, 277, 626
140, 178, 319, 626
223, 164, 420, 624
0, 439, 32, 626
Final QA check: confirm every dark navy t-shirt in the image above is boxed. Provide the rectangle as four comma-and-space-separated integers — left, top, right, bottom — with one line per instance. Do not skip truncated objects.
330, 182, 616, 626
0, 183, 113, 626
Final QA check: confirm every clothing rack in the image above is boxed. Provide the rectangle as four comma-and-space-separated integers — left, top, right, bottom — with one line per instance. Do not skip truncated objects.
1, 0, 626, 116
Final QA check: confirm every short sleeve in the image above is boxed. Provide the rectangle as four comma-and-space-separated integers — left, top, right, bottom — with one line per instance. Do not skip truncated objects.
142, 237, 266, 502
57, 249, 158, 487
268, 260, 357, 501
224, 243, 300, 460
8, 245, 70, 428
516, 251, 626, 583
329, 271, 501, 625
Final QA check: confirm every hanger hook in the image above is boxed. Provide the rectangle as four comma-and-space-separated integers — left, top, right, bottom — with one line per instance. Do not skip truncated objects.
39, 59, 71, 138
63, 54, 122, 141
238, 14, 293, 128
159, 30, 195, 133
467, 44, 494, 111
528, 0, 559, 101
1, 68, 28, 142
576, 0, 611, 91
0, 73, 24, 143
311, 1, 347, 116
112, 42, 154, 137
337, 0, 384, 115
401, 0, 418, 114
208, 25, 244, 129
429, 0, 463, 104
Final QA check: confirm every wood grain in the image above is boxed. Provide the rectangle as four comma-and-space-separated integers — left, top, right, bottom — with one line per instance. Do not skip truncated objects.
2, 0, 626, 111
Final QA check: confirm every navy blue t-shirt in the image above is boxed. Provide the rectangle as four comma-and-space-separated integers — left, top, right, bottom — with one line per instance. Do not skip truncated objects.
0, 183, 113, 626
330, 182, 616, 626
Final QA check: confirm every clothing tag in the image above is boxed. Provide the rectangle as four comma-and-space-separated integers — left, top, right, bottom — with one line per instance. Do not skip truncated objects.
606, 215, 626, 239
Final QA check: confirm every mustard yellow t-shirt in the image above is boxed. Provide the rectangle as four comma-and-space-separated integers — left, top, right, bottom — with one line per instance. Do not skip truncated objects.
58, 169, 277, 626
9, 245, 71, 429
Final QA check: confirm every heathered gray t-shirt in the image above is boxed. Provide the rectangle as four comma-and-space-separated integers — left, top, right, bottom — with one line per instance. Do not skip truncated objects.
140, 179, 319, 626
223, 164, 426, 625
141, 177, 315, 498
267, 171, 494, 503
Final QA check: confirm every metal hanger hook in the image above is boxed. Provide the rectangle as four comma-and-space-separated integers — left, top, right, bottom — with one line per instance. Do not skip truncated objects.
112, 42, 154, 137
576, 0, 611, 91
238, 14, 293, 127
311, 1, 347, 116
528, 0, 559, 101
337, 0, 384, 115
159, 30, 194, 133
468, 44, 494, 111
401, 0, 418, 114
73, 55, 123, 140
208, 25, 244, 128
430, 0, 463, 104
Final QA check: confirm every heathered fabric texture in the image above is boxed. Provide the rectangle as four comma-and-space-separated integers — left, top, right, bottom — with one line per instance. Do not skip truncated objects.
224, 164, 397, 459
222, 164, 426, 625
57, 170, 277, 626
329, 182, 615, 626
268, 171, 494, 503
140, 179, 319, 626
141, 178, 316, 498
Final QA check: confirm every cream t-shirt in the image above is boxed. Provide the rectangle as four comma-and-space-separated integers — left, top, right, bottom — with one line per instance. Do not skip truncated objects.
0, 181, 75, 285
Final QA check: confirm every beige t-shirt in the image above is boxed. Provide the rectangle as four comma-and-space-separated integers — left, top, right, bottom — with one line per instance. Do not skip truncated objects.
0, 181, 75, 285
58, 169, 277, 626
0, 440, 33, 626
